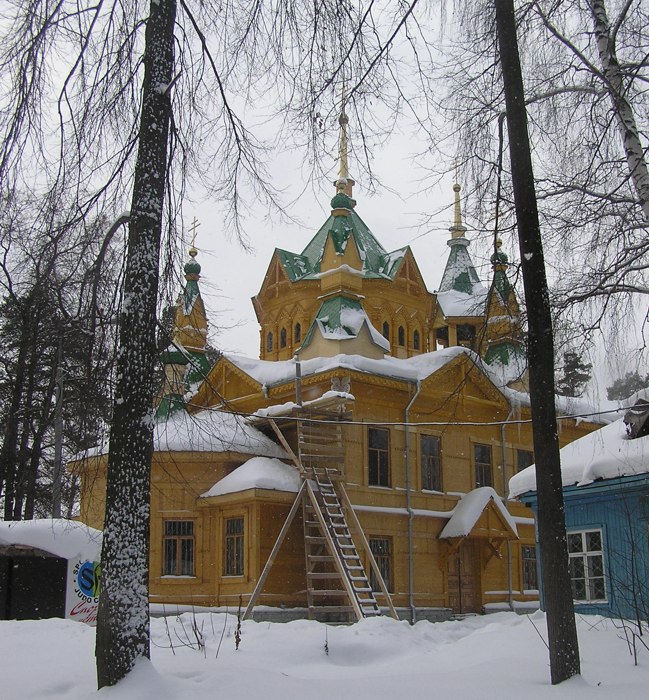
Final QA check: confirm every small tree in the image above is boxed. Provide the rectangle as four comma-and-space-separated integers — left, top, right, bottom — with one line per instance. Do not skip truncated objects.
556, 351, 592, 397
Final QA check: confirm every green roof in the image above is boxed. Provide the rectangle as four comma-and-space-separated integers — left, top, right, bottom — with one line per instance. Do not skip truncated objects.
275, 249, 311, 282
484, 338, 525, 367
438, 239, 483, 295
185, 351, 211, 385
301, 295, 390, 352
492, 268, 514, 304
278, 209, 406, 282
155, 394, 186, 420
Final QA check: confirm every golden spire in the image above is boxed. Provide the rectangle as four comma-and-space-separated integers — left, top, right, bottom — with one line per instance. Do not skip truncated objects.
338, 111, 349, 181
449, 174, 467, 239
333, 81, 355, 201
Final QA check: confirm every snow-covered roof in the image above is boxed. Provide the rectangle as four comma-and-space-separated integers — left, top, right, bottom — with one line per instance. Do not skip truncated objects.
226, 346, 472, 389
439, 487, 518, 539
84, 410, 287, 459
483, 344, 527, 388
436, 288, 487, 318
509, 408, 649, 500
302, 296, 390, 352
201, 457, 300, 498
223, 349, 603, 424
0, 519, 102, 561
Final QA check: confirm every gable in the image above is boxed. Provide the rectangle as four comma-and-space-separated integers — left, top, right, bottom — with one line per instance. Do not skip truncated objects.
192, 356, 263, 409
418, 353, 510, 411
391, 248, 429, 294
439, 487, 518, 540
255, 252, 291, 303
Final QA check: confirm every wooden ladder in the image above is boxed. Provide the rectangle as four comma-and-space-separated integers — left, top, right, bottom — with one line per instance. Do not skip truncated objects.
244, 409, 397, 623
298, 416, 379, 621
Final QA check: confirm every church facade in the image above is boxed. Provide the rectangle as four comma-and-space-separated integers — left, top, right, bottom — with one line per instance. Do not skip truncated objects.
74, 131, 602, 620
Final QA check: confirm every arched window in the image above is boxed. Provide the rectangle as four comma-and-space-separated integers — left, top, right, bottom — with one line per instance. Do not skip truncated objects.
266, 332, 273, 352
382, 321, 390, 340
280, 327, 287, 348
413, 329, 420, 350
398, 326, 405, 346
294, 323, 301, 343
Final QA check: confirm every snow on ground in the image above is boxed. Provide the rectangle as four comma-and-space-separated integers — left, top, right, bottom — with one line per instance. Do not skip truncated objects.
2, 611, 648, 699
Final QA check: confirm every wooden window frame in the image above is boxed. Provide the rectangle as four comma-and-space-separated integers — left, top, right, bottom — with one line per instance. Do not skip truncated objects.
516, 448, 534, 473
521, 544, 538, 591
474, 443, 493, 488
224, 516, 245, 577
420, 434, 442, 491
162, 520, 195, 577
368, 427, 390, 487
369, 536, 392, 593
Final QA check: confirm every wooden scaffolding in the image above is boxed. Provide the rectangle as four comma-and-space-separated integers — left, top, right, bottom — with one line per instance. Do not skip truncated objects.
244, 400, 398, 622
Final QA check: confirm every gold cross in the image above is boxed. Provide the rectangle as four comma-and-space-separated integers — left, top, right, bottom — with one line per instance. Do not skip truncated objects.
188, 216, 201, 247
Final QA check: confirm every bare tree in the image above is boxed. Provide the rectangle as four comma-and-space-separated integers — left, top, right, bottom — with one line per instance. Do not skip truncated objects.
495, 0, 581, 683
0, 0, 424, 687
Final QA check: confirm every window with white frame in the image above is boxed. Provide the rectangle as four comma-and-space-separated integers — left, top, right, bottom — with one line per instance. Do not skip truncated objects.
568, 530, 606, 602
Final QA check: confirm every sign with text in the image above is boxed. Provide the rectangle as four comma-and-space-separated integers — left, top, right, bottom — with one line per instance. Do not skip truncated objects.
65, 558, 101, 625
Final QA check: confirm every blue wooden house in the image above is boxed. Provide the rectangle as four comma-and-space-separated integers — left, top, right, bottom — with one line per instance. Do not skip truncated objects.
509, 395, 649, 620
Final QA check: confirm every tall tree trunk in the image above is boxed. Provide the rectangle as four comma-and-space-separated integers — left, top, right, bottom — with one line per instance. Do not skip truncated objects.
589, 0, 649, 221
494, 0, 581, 685
95, 0, 176, 689
0, 303, 31, 517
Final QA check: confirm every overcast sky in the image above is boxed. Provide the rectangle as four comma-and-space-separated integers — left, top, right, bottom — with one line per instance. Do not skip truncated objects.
184, 127, 499, 358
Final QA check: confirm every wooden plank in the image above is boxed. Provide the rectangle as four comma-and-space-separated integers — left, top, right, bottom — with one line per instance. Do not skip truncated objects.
243, 482, 306, 620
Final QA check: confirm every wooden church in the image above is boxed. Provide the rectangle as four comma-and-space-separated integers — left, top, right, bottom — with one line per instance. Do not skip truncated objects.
74, 115, 603, 621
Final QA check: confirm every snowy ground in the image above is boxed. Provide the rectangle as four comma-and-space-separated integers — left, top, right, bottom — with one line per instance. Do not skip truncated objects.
2, 611, 648, 699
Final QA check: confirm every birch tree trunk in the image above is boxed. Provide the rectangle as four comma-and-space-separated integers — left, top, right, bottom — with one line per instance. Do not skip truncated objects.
95, 0, 176, 688
494, 0, 581, 684
589, 0, 649, 221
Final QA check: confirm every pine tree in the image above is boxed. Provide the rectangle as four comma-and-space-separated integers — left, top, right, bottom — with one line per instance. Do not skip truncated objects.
607, 371, 649, 401
556, 351, 592, 397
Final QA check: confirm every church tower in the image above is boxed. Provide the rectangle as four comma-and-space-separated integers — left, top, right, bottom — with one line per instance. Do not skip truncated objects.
432, 181, 487, 351
252, 105, 434, 361
156, 243, 211, 418
482, 239, 528, 391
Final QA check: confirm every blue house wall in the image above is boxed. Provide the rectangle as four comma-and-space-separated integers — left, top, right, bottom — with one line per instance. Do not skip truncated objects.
520, 473, 649, 620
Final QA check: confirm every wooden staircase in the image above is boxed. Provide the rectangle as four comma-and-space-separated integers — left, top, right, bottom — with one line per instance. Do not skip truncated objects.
244, 405, 397, 623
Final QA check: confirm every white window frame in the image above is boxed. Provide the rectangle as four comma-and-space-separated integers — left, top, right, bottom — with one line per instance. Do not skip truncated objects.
567, 529, 607, 603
